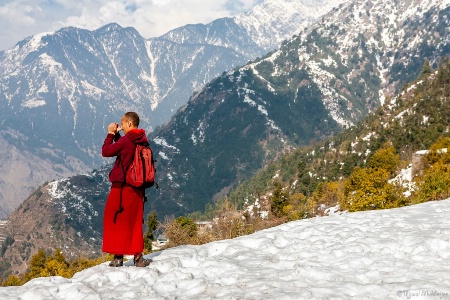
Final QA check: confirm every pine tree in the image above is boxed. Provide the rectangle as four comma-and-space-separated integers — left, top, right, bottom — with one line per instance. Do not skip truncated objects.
270, 180, 288, 217
419, 60, 432, 79
25, 249, 47, 281
144, 211, 158, 253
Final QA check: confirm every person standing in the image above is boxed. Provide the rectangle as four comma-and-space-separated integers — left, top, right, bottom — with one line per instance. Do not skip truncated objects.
102, 111, 152, 267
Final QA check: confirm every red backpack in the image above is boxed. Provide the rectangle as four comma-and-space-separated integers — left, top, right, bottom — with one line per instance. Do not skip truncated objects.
126, 143, 155, 189
114, 140, 157, 223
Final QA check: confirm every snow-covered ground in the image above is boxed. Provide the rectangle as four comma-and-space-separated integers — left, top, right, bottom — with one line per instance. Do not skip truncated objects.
2, 199, 450, 299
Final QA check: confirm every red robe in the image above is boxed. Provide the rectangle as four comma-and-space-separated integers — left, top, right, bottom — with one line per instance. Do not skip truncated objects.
102, 183, 144, 255
101, 129, 149, 255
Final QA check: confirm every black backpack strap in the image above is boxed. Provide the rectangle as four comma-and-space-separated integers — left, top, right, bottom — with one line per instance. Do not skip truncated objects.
113, 182, 125, 224
113, 138, 139, 224
113, 154, 127, 224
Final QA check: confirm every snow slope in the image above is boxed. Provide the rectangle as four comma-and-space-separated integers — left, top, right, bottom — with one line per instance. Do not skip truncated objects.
1, 199, 450, 299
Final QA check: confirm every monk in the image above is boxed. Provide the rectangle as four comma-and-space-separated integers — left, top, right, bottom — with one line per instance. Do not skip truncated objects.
102, 111, 152, 267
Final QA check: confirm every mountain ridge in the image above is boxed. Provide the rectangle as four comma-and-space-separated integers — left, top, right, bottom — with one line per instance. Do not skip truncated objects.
0, 0, 344, 217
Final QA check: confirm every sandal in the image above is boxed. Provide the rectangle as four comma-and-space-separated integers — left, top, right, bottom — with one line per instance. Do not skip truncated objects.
108, 255, 124, 267
133, 254, 152, 267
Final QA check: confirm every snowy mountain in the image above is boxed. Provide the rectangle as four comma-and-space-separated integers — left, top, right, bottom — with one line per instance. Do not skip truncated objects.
150, 0, 450, 216
0, 0, 347, 218
1, 198, 450, 299
234, 0, 347, 51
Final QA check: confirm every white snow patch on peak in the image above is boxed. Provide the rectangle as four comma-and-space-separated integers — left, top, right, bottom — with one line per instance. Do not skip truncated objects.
191, 133, 197, 145
81, 81, 105, 97
167, 173, 173, 181
38, 53, 62, 74
26, 32, 53, 52
243, 94, 257, 106
22, 99, 46, 108
322, 56, 336, 67
47, 180, 66, 199
243, 94, 268, 116
244, 64, 276, 94
267, 119, 281, 131
362, 132, 375, 142
153, 137, 179, 152
158, 151, 169, 160
258, 105, 268, 116
144, 40, 161, 111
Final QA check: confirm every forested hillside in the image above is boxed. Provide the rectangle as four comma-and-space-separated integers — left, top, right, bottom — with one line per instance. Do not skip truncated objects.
227, 59, 450, 217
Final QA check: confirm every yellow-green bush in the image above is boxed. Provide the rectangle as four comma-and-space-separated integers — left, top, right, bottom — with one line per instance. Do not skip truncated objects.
415, 161, 450, 202
366, 142, 400, 175
343, 165, 406, 212
422, 137, 450, 168
341, 144, 407, 212
415, 138, 450, 204
310, 181, 345, 215
2, 249, 109, 287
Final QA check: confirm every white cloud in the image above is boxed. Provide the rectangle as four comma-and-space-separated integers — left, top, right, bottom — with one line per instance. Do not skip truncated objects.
0, 0, 262, 51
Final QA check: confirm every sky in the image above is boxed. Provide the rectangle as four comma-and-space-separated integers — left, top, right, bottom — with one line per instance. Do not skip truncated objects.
0, 0, 263, 51
1, 198, 450, 299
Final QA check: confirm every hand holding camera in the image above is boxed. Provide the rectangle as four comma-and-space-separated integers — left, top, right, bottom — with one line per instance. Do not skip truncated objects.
108, 122, 123, 134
